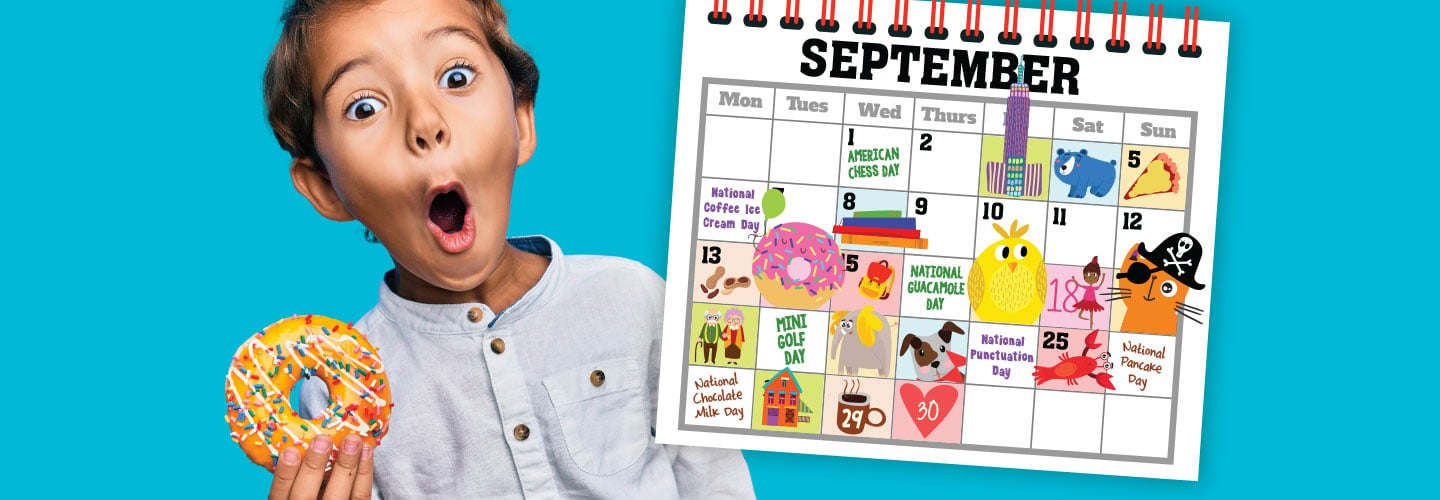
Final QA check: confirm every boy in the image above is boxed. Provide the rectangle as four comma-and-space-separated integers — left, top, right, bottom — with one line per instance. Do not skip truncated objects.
260, 0, 754, 497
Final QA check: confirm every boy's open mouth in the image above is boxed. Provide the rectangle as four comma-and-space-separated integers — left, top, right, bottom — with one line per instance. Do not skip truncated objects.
425, 183, 475, 254
430, 190, 466, 234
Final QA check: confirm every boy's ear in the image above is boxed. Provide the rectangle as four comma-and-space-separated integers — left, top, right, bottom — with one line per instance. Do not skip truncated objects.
290, 157, 355, 222
514, 103, 537, 168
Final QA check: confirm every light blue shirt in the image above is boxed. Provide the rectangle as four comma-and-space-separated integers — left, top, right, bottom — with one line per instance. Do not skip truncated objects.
299, 236, 753, 499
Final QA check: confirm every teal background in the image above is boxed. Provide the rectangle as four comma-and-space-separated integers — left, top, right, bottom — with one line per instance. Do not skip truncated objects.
1, 0, 1430, 496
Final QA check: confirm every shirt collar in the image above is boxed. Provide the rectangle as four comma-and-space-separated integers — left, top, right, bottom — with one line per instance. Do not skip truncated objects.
373, 235, 564, 335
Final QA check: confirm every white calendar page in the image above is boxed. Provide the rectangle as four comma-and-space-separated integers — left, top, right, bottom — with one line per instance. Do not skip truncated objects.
656, 1, 1228, 480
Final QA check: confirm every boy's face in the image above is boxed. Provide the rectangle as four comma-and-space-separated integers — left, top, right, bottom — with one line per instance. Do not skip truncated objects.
294, 0, 536, 292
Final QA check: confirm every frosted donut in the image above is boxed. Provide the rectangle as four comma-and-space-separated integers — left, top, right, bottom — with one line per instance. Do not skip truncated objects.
752, 222, 846, 309
224, 315, 392, 469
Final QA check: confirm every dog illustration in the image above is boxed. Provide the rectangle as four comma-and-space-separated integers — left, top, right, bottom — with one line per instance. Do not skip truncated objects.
899, 321, 967, 383
828, 306, 893, 377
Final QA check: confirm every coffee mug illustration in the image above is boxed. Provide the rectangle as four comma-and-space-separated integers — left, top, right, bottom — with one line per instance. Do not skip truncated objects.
835, 379, 887, 435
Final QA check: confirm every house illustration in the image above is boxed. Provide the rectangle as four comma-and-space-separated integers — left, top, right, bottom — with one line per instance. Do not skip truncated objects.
761, 367, 812, 427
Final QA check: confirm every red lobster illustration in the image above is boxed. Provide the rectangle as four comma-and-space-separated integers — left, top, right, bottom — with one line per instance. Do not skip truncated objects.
1032, 330, 1115, 390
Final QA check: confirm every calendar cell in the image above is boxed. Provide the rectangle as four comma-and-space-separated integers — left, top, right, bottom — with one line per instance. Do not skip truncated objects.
913, 98, 984, 133
751, 369, 826, 434
966, 322, 1038, 388
843, 93, 915, 128
1031, 390, 1105, 453
775, 88, 844, 123
1112, 208, 1186, 268
834, 188, 914, 254
824, 310, 900, 378
894, 318, 970, 383
702, 116, 772, 180
1049, 139, 1122, 205
898, 255, 973, 321
906, 192, 978, 258
821, 375, 897, 438
973, 198, 1049, 258
891, 380, 966, 444
1104, 332, 1175, 397
1034, 328, 1111, 393
756, 308, 831, 374
830, 251, 904, 317
707, 84, 776, 119
765, 182, 838, 233
909, 131, 983, 196
979, 134, 1053, 200
1118, 145, 1192, 211
1101, 395, 1173, 458
1039, 263, 1114, 332
1123, 113, 1192, 148
1045, 201, 1119, 267
838, 125, 912, 192
960, 385, 1034, 448
1053, 108, 1125, 143
692, 240, 762, 306
769, 120, 842, 185
689, 303, 759, 369
683, 365, 755, 429
983, 103, 1054, 138
697, 178, 768, 243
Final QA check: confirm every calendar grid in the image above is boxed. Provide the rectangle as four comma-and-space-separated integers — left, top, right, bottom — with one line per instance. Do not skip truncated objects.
679, 77, 1197, 463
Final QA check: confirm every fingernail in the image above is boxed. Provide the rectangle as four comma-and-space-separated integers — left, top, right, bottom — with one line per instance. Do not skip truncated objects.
313, 434, 333, 453
361, 444, 373, 460
281, 447, 300, 465
342, 434, 360, 454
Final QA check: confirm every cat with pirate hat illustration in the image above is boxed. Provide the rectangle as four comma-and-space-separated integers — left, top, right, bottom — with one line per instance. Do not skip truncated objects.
1108, 233, 1208, 336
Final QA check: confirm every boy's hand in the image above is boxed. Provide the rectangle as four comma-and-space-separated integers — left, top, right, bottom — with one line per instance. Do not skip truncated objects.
269, 434, 373, 500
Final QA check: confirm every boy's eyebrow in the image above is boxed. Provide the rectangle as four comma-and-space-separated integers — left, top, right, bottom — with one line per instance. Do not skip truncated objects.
425, 25, 487, 50
320, 56, 372, 101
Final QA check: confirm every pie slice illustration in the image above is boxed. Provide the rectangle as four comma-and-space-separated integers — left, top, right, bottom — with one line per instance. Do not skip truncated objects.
1124, 152, 1181, 199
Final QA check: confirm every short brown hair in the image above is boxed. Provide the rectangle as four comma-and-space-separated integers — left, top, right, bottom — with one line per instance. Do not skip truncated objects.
263, 0, 539, 163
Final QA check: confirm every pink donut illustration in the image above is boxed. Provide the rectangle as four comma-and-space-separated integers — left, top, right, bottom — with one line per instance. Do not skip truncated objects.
751, 222, 845, 310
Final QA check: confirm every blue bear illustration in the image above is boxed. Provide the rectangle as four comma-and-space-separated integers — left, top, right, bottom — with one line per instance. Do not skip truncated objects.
1053, 149, 1117, 198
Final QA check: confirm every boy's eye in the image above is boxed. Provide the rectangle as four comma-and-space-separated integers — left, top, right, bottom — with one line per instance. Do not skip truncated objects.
346, 97, 384, 120
441, 66, 475, 89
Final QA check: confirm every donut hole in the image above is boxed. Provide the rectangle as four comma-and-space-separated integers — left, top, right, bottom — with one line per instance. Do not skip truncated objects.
288, 378, 335, 419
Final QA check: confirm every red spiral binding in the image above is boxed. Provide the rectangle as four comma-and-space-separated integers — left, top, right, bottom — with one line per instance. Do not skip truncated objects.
708, 0, 732, 24
961, 0, 983, 42
889, 0, 913, 37
704, 0, 1202, 58
926, 0, 949, 39
1035, 0, 1058, 47
811, 0, 838, 31
998, 0, 1021, 44
744, 0, 768, 27
854, 0, 876, 34
1108, 1, 1131, 52
780, 0, 805, 29
1179, 5, 1202, 57
1070, 0, 1094, 49
1144, 3, 1166, 54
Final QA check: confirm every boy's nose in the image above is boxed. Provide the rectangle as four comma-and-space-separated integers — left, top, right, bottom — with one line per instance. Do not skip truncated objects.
406, 102, 450, 154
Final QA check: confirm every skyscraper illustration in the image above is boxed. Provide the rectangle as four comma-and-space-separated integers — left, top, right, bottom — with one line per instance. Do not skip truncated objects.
987, 67, 1043, 197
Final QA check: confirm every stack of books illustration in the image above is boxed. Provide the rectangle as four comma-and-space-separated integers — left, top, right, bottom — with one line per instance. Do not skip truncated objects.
832, 209, 929, 249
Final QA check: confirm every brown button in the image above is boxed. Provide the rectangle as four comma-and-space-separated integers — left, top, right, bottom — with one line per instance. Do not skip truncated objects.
590, 370, 606, 387
513, 424, 530, 441
490, 338, 506, 354
466, 307, 484, 323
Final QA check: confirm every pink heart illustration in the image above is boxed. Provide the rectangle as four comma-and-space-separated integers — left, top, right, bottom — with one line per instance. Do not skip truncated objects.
899, 383, 959, 438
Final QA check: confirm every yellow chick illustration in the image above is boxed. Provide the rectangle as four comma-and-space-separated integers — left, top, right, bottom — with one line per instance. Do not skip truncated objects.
968, 220, 1048, 324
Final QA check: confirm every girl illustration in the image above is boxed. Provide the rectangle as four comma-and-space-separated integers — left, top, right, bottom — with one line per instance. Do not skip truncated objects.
1070, 257, 1107, 328
721, 308, 746, 365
